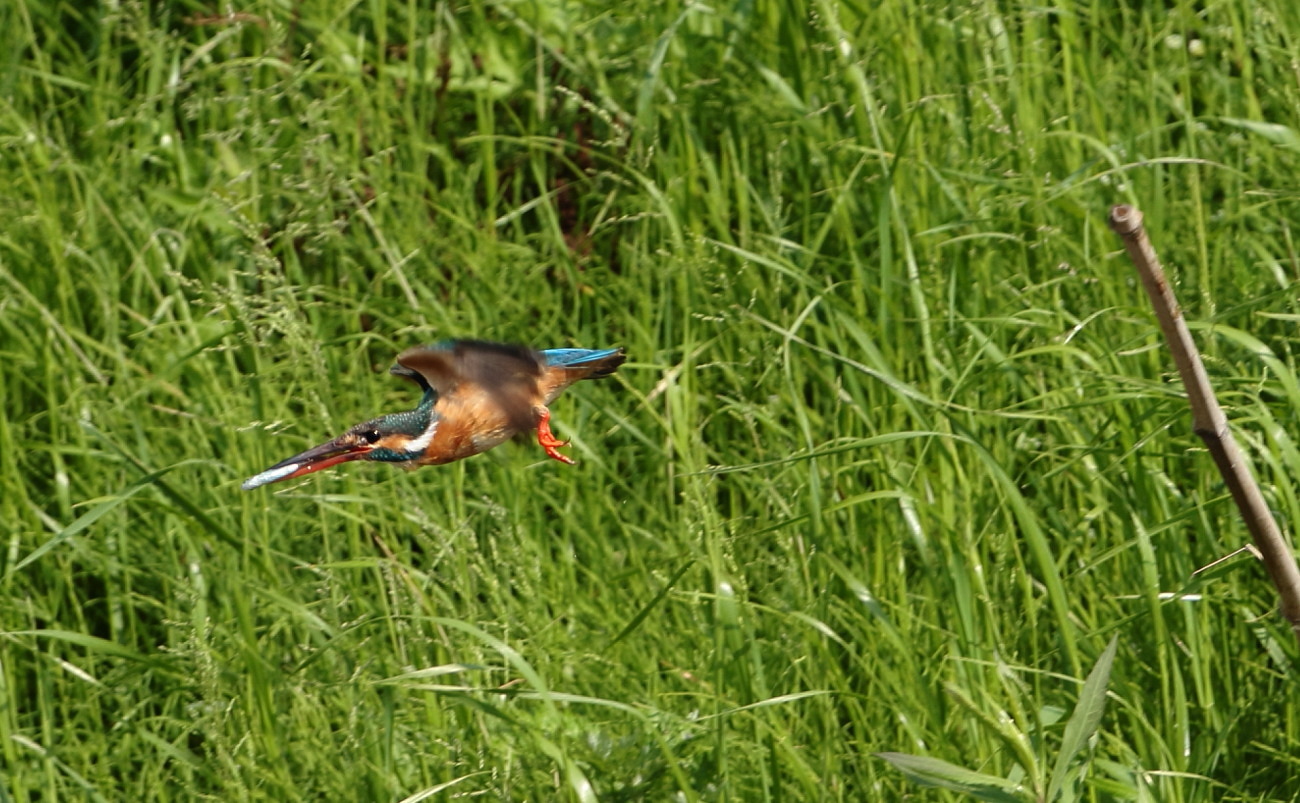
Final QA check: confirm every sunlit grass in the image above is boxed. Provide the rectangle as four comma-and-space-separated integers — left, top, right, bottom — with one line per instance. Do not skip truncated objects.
5, 0, 1300, 799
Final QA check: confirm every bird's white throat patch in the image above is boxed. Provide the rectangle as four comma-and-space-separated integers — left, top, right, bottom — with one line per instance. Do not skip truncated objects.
404, 418, 438, 454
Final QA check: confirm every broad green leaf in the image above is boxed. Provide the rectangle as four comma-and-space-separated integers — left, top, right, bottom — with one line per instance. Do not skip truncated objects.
1047, 636, 1119, 800
876, 752, 1025, 803
1220, 117, 1300, 150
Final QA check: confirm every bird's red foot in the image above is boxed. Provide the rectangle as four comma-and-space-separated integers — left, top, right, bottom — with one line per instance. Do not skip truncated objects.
535, 407, 576, 464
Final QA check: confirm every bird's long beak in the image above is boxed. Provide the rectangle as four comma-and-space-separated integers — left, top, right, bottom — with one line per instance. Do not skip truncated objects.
242, 437, 371, 490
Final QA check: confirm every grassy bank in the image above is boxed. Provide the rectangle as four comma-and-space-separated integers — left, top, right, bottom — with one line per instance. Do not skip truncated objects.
5, 0, 1300, 799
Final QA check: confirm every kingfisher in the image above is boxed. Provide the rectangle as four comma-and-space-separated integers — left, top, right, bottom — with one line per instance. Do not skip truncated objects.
242, 340, 626, 490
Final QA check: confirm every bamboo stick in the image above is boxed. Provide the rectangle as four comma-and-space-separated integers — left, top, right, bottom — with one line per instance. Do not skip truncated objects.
1108, 204, 1300, 641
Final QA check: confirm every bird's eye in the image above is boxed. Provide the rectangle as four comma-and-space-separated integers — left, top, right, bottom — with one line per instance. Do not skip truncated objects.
362, 429, 381, 444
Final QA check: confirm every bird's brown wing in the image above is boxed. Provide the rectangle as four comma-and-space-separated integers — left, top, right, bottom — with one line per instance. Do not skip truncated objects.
395, 341, 544, 431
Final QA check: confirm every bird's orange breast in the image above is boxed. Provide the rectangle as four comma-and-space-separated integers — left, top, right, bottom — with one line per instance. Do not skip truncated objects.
412, 387, 538, 465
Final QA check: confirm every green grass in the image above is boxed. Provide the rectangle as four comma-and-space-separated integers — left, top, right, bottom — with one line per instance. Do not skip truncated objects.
6, 0, 1300, 799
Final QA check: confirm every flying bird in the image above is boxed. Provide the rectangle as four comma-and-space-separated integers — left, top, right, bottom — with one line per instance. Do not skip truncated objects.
243, 340, 626, 490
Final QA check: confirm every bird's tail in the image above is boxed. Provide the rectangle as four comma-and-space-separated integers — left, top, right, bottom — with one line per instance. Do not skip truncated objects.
541, 347, 626, 379
538, 347, 626, 403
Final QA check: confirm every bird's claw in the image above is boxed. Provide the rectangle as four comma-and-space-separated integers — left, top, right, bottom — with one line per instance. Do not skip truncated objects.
536, 407, 576, 465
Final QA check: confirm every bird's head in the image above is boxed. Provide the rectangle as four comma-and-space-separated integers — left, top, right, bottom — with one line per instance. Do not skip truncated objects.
242, 405, 437, 490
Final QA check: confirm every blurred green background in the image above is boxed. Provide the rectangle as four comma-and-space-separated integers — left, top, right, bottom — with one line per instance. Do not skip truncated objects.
5, 0, 1300, 799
